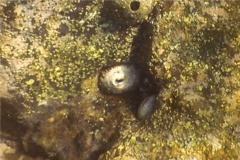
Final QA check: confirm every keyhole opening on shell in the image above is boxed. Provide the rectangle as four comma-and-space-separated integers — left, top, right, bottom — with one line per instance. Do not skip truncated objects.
130, 1, 140, 11
115, 78, 124, 83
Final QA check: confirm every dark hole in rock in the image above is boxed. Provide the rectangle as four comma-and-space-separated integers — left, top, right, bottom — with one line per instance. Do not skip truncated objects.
130, 1, 140, 11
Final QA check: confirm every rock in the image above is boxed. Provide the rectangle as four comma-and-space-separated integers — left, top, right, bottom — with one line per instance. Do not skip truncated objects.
1, 0, 240, 159
103, 0, 157, 25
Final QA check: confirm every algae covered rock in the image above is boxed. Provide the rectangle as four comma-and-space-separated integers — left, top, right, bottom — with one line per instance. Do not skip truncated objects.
1, 0, 240, 160
0, 0, 138, 159
103, 0, 157, 25
100, 0, 240, 159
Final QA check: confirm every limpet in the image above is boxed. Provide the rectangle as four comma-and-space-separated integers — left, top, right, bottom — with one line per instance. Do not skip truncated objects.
98, 64, 140, 94
137, 95, 157, 120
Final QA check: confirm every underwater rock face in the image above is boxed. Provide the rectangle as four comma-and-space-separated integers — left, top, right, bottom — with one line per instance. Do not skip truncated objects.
0, 0, 136, 159
103, 0, 157, 25
1, 0, 240, 160
98, 64, 140, 94
100, 0, 240, 160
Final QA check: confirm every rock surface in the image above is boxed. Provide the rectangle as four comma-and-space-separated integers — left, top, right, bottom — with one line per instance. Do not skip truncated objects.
1, 0, 240, 159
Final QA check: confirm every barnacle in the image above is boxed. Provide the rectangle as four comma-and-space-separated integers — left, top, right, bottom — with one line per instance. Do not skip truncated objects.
103, 0, 157, 25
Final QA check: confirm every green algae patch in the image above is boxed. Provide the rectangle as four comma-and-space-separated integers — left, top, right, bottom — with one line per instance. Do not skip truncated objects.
1, 0, 138, 103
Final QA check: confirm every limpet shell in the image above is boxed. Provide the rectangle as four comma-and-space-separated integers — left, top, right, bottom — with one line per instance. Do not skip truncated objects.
137, 95, 157, 120
98, 64, 140, 94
